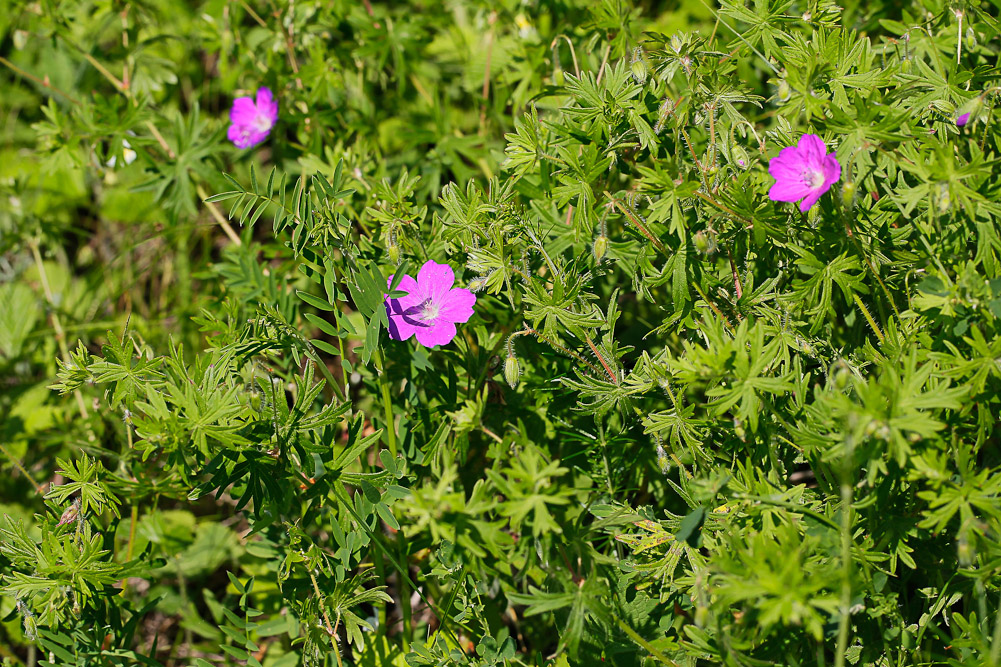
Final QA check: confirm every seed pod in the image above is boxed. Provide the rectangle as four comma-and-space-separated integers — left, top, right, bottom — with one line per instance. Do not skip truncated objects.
503, 354, 520, 389
593, 234, 609, 263
630, 47, 648, 85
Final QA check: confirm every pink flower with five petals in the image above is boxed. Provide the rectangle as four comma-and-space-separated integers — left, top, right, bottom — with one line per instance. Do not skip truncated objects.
228, 87, 278, 149
385, 261, 477, 348
768, 134, 841, 213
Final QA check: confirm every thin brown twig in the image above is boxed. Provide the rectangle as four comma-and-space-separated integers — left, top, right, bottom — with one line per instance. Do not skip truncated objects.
0, 442, 44, 494
604, 192, 667, 255
585, 336, 619, 385
195, 184, 243, 246
727, 248, 743, 301
551, 35, 580, 77
0, 56, 82, 105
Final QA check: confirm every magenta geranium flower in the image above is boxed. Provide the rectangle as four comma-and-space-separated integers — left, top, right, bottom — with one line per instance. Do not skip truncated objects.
385, 260, 476, 348
228, 87, 278, 149
957, 112, 971, 127
768, 134, 841, 213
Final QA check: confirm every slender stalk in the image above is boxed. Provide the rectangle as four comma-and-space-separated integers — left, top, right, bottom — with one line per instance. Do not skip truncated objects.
551, 35, 581, 77
29, 240, 91, 422
376, 351, 397, 457
615, 617, 681, 666
479, 12, 497, 133
694, 191, 753, 226
305, 559, 342, 666
585, 336, 619, 385
834, 434, 856, 667
0, 56, 82, 105
397, 531, 412, 650
195, 184, 243, 246
727, 248, 743, 301
0, 442, 44, 494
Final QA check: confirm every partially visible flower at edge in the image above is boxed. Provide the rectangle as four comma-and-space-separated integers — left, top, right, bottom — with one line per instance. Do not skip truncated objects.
768, 133, 841, 213
228, 87, 278, 149
107, 138, 137, 168
957, 112, 971, 127
384, 260, 477, 348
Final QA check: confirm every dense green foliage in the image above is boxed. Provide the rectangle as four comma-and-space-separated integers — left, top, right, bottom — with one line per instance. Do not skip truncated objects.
2, 0, 1001, 664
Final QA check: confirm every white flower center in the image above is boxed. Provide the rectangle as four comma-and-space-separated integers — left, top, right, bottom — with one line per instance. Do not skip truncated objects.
418, 299, 440, 323
803, 168, 824, 189
252, 113, 273, 134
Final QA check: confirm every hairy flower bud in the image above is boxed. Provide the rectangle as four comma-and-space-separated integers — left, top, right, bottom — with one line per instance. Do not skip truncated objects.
503, 354, 520, 389
965, 27, 977, 50
937, 182, 951, 214
777, 79, 791, 102
630, 47, 648, 85
831, 360, 852, 391
693, 230, 717, 256
670, 34, 682, 53
731, 145, 749, 169
467, 275, 489, 292
593, 234, 609, 263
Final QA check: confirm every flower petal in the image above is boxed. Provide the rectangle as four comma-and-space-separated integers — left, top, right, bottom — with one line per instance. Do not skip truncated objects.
414, 321, 457, 348
385, 274, 420, 341
768, 145, 807, 179
256, 87, 279, 123
228, 123, 254, 149
230, 97, 258, 125
822, 153, 842, 187
797, 134, 827, 166
957, 112, 971, 127
437, 288, 476, 324
769, 179, 813, 202
798, 188, 824, 213
416, 261, 455, 303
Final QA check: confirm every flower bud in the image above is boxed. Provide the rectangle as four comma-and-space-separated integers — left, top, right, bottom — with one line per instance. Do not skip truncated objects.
630, 47, 648, 85
467, 275, 489, 292
831, 360, 852, 391
693, 230, 717, 256
503, 354, 520, 389
777, 79, 791, 102
842, 180, 856, 201
387, 243, 401, 265
937, 182, 951, 214
965, 27, 977, 50
731, 145, 749, 169
670, 34, 682, 53
958, 532, 974, 566
593, 234, 609, 262
13, 30, 28, 50
656, 444, 671, 474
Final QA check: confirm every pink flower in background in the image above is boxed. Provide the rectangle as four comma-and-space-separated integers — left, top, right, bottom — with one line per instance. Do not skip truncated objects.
768, 134, 841, 213
228, 87, 278, 149
957, 112, 971, 127
385, 261, 476, 348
